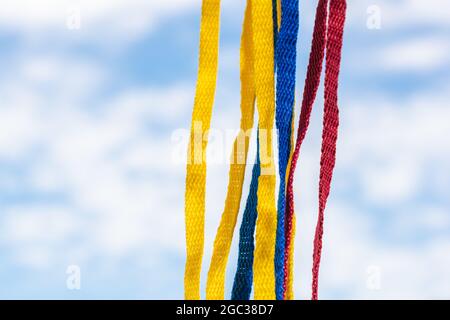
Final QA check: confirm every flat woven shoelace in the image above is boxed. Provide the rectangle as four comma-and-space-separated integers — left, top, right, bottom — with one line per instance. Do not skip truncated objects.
231, 138, 260, 300
184, 0, 221, 300
205, 0, 257, 300
284, 0, 347, 300
251, 0, 278, 300
274, 0, 299, 300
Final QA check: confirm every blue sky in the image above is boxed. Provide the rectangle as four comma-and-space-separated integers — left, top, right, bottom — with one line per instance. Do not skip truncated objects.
0, 0, 449, 299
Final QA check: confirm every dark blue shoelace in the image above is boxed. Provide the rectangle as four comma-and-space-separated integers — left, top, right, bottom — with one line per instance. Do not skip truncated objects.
231, 138, 261, 300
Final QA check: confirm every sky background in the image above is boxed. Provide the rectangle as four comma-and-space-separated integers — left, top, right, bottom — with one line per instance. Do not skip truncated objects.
0, 0, 449, 299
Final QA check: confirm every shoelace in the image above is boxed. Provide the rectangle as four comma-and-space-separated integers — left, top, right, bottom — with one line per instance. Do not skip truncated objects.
184, 0, 221, 300
251, 0, 278, 300
205, 0, 257, 300
231, 138, 260, 300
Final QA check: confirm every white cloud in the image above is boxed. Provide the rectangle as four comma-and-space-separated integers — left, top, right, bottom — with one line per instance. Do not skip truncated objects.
0, 0, 199, 43
0, 103, 37, 159
361, 158, 420, 204
21, 57, 105, 95
1, 206, 79, 244
378, 37, 450, 72
337, 87, 450, 206
0, 206, 82, 269
381, 0, 450, 28
0, 50, 194, 269
347, 0, 450, 29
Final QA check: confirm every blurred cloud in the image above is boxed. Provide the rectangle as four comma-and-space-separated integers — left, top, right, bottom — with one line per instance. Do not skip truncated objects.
0, 0, 198, 43
347, 0, 450, 29
378, 37, 450, 72
379, 0, 450, 28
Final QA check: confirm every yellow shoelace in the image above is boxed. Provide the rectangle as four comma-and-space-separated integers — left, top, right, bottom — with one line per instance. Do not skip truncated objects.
251, 0, 277, 300
184, 0, 221, 300
206, 0, 256, 300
